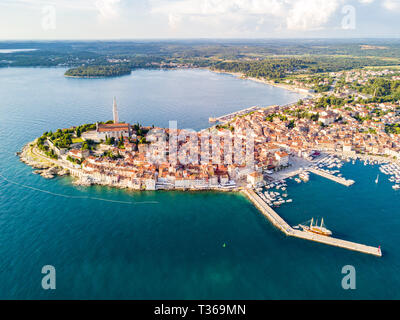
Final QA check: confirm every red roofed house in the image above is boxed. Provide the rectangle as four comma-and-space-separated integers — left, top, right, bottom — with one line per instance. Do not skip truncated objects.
247, 171, 263, 186
274, 151, 289, 167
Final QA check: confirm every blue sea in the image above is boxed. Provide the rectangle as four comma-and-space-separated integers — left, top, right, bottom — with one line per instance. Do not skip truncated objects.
0, 67, 399, 299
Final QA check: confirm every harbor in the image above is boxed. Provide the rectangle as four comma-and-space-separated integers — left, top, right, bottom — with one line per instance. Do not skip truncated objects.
243, 189, 382, 257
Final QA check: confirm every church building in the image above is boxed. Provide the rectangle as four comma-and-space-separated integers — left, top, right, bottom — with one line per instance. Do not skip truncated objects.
96, 97, 131, 140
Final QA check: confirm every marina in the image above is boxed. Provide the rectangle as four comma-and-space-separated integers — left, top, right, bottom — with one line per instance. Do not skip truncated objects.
243, 189, 382, 257
379, 162, 400, 190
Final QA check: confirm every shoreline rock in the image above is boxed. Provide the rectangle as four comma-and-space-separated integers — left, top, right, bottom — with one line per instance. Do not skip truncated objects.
73, 176, 93, 186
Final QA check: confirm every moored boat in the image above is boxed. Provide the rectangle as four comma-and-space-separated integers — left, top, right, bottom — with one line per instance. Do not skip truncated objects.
299, 218, 332, 237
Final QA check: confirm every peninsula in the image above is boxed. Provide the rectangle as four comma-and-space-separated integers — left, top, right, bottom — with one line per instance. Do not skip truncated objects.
19, 66, 400, 257
20, 67, 400, 193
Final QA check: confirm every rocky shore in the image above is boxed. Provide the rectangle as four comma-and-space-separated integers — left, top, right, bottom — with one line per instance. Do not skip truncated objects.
18, 143, 69, 180
72, 175, 94, 186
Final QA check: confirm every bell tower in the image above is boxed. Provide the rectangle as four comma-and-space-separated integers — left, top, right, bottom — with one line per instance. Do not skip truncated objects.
113, 96, 119, 124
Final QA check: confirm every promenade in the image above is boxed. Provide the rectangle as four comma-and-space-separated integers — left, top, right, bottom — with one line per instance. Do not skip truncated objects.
243, 189, 382, 257
209, 105, 263, 123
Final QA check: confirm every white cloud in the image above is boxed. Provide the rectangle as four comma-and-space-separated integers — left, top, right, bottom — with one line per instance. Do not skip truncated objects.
0, 0, 122, 19
151, 0, 285, 17
286, 0, 343, 30
358, 0, 375, 4
168, 13, 183, 29
0, 0, 94, 11
150, 0, 346, 31
95, 0, 121, 19
383, 0, 400, 11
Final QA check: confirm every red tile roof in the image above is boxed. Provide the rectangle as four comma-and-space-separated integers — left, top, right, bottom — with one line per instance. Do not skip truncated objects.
97, 123, 130, 133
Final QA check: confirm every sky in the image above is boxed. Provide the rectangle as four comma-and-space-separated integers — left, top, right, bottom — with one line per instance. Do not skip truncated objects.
0, 0, 400, 39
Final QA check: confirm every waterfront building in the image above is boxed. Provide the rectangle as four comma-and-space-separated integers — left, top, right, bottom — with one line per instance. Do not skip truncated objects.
247, 171, 263, 186
343, 144, 352, 152
220, 175, 229, 185
144, 177, 156, 190
274, 151, 289, 167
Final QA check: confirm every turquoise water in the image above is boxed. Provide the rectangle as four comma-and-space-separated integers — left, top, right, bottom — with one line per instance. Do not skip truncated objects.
0, 68, 398, 299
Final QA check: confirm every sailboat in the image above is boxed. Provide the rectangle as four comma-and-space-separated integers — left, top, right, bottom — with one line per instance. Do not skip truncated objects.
375, 174, 379, 184
299, 218, 332, 237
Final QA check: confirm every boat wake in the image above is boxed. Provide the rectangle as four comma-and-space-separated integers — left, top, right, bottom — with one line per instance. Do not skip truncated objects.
0, 173, 159, 205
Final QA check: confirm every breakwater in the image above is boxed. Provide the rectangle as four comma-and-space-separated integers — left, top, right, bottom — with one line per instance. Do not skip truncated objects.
243, 189, 382, 257
308, 168, 355, 186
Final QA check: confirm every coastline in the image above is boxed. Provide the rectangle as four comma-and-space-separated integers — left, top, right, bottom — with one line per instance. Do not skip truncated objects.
19, 138, 397, 193
64, 73, 131, 79
19, 142, 70, 179
18, 141, 242, 192
17, 69, 398, 194
65, 66, 315, 97
208, 68, 316, 98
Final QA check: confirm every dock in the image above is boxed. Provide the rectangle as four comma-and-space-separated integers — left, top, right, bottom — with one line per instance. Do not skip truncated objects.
308, 168, 355, 186
243, 189, 382, 257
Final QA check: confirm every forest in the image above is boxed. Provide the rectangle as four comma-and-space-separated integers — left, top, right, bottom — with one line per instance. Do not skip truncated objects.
65, 65, 132, 77
352, 78, 400, 102
208, 56, 399, 81
2, 40, 400, 80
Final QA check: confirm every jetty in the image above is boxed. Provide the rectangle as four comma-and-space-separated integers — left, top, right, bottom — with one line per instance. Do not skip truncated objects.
308, 168, 355, 186
243, 189, 382, 257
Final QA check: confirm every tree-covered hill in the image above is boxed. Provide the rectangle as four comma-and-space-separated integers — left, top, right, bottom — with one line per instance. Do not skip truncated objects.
64, 65, 131, 78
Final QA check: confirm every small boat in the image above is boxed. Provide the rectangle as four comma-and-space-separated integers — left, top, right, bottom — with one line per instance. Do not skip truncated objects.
393, 185, 400, 190
375, 174, 379, 184
299, 173, 310, 182
299, 218, 332, 237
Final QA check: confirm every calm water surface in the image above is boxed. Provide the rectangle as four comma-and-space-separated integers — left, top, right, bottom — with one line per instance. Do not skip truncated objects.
0, 68, 398, 299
